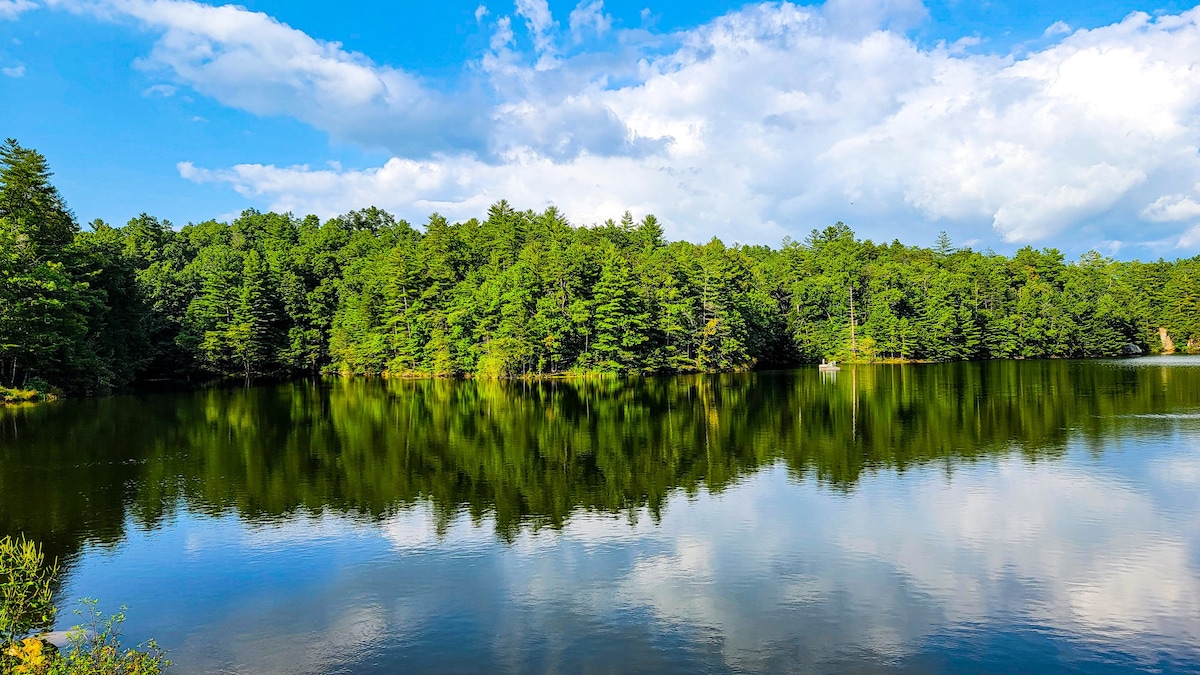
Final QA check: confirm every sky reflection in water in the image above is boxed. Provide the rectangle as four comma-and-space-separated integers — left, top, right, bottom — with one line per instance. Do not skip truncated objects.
3, 360, 1200, 673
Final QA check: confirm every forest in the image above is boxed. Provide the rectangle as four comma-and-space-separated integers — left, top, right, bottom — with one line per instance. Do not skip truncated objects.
3, 138, 1200, 396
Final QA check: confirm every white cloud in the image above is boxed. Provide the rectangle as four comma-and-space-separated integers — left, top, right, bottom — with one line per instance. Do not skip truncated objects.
142, 82, 175, 96
1044, 20, 1072, 37
474, 3, 488, 23
822, 0, 928, 36
48, 0, 648, 161
380, 506, 493, 553
44, 0, 1200, 251
839, 460, 1200, 640
1142, 193, 1200, 222
46, 0, 487, 155
1151, 453, 1200, 486
604, 458, 1200, 669
515, 0, 557, 64
1, 64, 24, 77
568, 0, 611, 42
188, 588, 392, 675
948, 35, 981, 53
1179, 224, 1200, 248
489, 15, 514, 52
0, 0, 37, 20
175, 151, 744, 242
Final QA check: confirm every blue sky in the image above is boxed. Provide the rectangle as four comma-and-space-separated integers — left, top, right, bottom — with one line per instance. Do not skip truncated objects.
3, 0, 1200, 257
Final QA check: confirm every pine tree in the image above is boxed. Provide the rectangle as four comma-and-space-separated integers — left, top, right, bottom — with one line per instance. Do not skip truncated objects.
635, 214, 664, 251
229, 250, 280, 378
0, 139, 77, 262
186, 245, 242, 373
382, 240, 424, 373
592, 250, 651, 372
934, 231, 955, 258
0, 140, 89, 390
1164, 261, 1200, 348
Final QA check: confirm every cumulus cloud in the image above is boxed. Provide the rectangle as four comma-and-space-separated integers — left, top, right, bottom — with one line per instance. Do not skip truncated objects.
46, 0, 653, 161
837, 460, 1200, 643
1, 64, 24, 77
175, 150, 731, 240
40, 0, 1200, 251
614, 459, 1200, 669
1142, 193, 1200, 222
473, 454, 1193, 671
46, 0, 487, 155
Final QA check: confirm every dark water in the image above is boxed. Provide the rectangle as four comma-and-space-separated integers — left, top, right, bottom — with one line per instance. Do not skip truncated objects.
3, 359, 1200, 673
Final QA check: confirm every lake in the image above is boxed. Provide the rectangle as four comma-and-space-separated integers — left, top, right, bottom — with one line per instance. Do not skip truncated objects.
3, 358, 1200, 673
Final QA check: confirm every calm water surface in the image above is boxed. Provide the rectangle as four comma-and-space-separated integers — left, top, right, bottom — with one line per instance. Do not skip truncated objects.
3, 359, 1200, 673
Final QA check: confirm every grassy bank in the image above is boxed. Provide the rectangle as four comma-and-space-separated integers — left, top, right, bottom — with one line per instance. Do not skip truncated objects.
0, 386, 57, 404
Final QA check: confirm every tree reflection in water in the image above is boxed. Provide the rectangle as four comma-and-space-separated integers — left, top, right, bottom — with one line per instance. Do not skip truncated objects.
2, 360, 1198, 569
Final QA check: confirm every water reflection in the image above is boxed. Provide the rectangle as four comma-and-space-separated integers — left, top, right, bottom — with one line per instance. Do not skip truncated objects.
2, 360, 1200, 672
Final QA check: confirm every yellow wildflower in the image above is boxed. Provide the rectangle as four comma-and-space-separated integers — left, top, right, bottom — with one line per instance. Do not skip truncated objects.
5, 637, 49, 674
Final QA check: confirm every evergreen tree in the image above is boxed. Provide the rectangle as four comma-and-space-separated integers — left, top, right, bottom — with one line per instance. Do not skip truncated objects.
592, 249, 651, 372
0, 139, 77, 262
186, 245, 242, 374
0, 140, 89, 391
228, 250, 280, 378
71, 220, 152, 392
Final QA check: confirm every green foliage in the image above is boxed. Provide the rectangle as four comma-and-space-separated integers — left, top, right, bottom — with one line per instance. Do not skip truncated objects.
0, 535, 56, 646
5, 138, 1200, 395
54, 599, 169, 675
0, 139, 77, 261
0, 387, 54, 403
591, 248, 650, 372
1, 537, 166, 675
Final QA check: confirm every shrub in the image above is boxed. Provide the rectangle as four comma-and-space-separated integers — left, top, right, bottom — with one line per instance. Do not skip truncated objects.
0, 387, 44, 403
0, 379, 60, 403
55, 599, 169, 675
23, 379, 61, 401
0, 536, 168, 674
0, 536, 57, 645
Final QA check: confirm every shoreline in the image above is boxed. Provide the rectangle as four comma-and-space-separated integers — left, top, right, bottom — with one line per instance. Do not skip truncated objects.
9, 353, 1198, 406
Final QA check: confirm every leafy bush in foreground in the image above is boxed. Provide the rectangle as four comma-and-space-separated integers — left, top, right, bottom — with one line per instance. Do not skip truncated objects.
0, 535, 168, 674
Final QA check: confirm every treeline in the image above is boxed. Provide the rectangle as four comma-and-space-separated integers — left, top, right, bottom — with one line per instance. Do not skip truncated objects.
3, 139, 1200, 394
